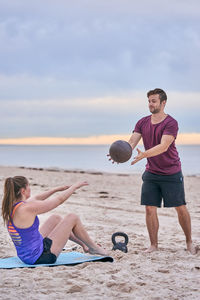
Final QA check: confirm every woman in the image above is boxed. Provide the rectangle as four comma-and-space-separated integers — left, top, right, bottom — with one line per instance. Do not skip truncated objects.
2, 176, 107, 264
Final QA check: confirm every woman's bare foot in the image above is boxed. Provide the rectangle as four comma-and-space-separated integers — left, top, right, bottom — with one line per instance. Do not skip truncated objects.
187, 242, 198, 255
82, 244, 89, 253
144, 245, 158, 253
88, 245, 108, 256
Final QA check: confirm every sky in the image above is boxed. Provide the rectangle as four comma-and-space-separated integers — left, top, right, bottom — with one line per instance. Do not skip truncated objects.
0, 0, 200, 144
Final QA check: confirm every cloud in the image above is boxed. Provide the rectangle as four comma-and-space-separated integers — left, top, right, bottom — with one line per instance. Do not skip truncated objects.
0, 91, 199, 138
1, 1, 200, 18
0, 1, 200, 138
0, 0, 200, 97
0, 133, 200, 146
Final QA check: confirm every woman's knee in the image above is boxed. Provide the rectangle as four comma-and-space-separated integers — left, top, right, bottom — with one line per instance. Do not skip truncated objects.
64, 213, 80, 224
50, 214, 63, 223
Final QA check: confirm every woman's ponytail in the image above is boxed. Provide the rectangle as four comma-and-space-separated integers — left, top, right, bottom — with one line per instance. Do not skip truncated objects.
1, 176, 28, 224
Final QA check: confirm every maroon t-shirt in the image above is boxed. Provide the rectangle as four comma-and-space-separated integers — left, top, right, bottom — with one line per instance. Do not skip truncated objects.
134, 115, 181, 175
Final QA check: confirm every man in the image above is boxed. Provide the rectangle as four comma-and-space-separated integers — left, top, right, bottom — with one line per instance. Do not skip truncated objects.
128, 88, 196, 254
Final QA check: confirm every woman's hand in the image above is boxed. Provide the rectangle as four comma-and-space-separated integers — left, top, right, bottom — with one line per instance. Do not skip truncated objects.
74, 181, 89, 189
56, 185, 71, 192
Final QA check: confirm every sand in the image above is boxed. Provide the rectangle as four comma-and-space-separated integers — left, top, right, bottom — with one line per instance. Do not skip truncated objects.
0, 166, 199, 300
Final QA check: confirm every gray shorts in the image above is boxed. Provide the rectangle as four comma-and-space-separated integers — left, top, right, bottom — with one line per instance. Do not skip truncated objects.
141, 171, 186, 208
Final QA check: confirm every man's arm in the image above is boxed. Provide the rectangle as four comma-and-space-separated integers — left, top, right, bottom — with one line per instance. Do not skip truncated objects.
128, 132, 142, 150
131, 134, 175, 165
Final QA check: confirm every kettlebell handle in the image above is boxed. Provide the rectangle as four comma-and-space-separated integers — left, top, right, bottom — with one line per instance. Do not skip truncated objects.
112, 232, 129, 246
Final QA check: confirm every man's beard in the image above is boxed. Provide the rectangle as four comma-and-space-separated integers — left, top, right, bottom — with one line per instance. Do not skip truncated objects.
149, 107, 161, 114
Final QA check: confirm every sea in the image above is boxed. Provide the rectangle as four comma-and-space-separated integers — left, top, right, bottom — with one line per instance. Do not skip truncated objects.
0, 145, 199, 176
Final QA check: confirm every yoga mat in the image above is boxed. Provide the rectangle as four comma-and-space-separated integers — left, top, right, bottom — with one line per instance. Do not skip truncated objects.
0, 251, 114, 269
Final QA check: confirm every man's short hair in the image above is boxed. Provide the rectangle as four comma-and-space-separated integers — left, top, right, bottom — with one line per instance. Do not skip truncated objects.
147, 88, 167, 103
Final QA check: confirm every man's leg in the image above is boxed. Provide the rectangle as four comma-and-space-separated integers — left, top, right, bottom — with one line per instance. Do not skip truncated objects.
175, 205, 197, 254
145, 206, 159, 252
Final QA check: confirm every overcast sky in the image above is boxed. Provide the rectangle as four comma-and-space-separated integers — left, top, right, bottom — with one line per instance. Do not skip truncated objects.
0, 0, 200, 138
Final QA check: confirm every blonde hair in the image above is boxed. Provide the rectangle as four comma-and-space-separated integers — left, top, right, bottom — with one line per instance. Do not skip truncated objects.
1, 176, 28, 225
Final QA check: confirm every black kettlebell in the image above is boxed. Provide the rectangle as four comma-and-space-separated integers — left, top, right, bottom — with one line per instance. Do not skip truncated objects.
112, 232, 129, 253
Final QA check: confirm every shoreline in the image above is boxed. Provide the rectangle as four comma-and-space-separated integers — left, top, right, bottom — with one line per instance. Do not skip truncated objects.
0, 164, 199, 178
0, 164, 137, 177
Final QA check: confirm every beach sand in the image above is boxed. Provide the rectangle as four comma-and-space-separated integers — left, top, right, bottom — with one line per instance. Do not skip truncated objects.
0, 166, 199, 299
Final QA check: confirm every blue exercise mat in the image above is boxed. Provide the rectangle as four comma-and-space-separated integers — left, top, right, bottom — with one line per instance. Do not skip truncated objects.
0, 251, 113, 269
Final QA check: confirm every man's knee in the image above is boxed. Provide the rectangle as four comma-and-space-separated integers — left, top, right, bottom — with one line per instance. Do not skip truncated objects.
175, 205, 189, 216
146, 206, 157, 216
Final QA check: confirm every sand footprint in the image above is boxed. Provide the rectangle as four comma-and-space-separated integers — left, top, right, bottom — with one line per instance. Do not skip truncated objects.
106, 281, 133, 293
67, 284, 83, 293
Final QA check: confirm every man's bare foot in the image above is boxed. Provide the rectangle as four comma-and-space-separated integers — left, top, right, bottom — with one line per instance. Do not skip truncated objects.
88, 245, 108, 256
187, 242, 198, 255
144, 245, 158, 253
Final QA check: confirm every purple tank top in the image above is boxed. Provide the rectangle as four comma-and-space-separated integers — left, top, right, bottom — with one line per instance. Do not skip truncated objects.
134, 115, 181, 175
7, 201, 43, 264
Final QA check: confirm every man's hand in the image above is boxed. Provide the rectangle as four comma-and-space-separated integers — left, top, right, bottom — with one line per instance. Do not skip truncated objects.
131, 148, 146, 165
107, 154, 119, 164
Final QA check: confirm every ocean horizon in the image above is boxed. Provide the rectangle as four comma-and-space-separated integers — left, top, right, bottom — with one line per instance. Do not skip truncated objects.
0, 144, 199, 176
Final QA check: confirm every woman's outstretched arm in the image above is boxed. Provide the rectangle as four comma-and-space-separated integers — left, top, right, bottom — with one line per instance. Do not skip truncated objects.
28, 185, 71, 201
24, 181, 88, 215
